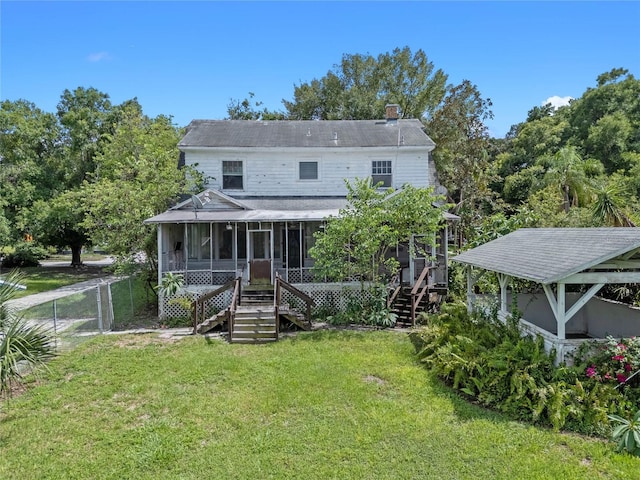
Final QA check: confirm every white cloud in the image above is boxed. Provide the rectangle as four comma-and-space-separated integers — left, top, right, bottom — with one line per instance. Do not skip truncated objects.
543, 95, 573, 110
87, 52, 111, 62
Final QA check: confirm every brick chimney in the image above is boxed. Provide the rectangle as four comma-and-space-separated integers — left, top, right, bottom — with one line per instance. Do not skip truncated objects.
385, 104, 399, 123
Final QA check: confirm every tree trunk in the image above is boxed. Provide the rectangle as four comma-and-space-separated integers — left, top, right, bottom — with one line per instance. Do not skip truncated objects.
71, 244, 83, 267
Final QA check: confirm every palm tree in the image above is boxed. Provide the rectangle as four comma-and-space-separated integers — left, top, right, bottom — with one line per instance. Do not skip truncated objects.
540, 146, 591, 213
0, 270, 56, 398
592, 183, 636, 227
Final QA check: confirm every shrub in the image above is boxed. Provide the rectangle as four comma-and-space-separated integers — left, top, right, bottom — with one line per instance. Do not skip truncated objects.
1, 242, 49, 268
0, 271, 56, 398
326, 285, 396, 328
410, 302, 630, 436
574, 336, 640, 387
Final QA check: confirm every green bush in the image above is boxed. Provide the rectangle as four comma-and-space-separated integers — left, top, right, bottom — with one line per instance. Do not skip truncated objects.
410, 302, 632, 437
1, 242, 49, 268
325, 285, 396, 328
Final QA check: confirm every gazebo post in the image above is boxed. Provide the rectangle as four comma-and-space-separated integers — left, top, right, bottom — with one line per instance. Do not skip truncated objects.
497, 273, 509, 314
466, 266, 474, 314
556, 283, 566, 340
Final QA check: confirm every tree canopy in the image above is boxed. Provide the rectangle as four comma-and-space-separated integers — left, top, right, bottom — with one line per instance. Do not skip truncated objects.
283, 47, 448, 120
0, 88, 196, 269
310, 179, 447, 283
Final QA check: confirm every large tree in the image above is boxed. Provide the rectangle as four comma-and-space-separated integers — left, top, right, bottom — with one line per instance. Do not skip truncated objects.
0, 100, 62, 244
283, 47, 448, 120
80, 104, 192, 271
310, 179, 447, 283
493, 68, 640, 231
424, 80, 494, 242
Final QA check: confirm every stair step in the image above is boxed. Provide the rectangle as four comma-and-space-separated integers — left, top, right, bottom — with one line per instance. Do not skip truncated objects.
231, 337, 277, 344
232, 331, 277, 338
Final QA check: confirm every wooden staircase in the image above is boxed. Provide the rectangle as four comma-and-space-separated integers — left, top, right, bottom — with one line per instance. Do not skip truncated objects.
390, 286, 448, 326
229, 286, 277, 344
388, 266, 448, 326
193, 276, 315, 343
231, 305, 277, 343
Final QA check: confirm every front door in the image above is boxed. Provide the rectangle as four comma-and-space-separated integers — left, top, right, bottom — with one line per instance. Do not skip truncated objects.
249, 230, 272, 284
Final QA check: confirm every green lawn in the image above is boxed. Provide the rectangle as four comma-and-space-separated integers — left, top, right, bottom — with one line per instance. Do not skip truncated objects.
1, 330, 638, 479
2, 265, 110, 299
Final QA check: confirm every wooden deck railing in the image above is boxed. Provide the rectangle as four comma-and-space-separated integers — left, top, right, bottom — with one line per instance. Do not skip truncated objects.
410, 265, 431, 326
274, 272, 315, 328
228, 277, 241, 342
191, 278, 241, 334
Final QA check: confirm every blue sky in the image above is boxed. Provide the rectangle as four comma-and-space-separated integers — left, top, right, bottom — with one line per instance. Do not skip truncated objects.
1, 1, 638, 138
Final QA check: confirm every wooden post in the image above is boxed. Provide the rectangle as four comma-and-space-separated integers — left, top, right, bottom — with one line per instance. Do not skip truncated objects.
497, 273, 509, 314
466, 266, 473, 314
557, 283, 566, 340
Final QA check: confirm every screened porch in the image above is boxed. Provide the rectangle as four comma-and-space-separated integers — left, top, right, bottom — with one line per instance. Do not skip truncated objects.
158, 221, 324, 285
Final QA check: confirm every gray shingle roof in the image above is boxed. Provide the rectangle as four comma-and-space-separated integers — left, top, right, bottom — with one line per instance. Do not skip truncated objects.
179, 119, 435, 149
452, 228, 640, 284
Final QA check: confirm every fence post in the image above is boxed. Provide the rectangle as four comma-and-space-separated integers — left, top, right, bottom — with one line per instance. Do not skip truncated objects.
96, 285, 103, 333
107, 283, 115, 331
53, 299, 58, 335
129, 278, 134, 318
53, 299, 59, 350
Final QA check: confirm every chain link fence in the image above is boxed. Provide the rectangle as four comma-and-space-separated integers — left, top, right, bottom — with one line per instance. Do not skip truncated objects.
21, 275, 157, 350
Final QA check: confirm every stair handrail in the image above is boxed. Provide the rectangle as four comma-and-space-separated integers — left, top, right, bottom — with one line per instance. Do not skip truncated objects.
192, 278, 236, 333
410, 265, 432, 326
386, 268, 402, 308
275, 272, 315, 324
228, 277, 241, 342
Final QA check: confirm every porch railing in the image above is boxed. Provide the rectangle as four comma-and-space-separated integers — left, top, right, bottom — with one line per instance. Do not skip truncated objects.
274, 272, 315, 328
228, 277, 241, 343
410, 265, 432, 326
191, 277, 241, 334
386, 269, 402, 309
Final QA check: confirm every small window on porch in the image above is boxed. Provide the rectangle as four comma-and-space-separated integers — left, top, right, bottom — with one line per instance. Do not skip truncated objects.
299, 161, 318, 180
223, 161, 243, 189
371, 160, 392, 188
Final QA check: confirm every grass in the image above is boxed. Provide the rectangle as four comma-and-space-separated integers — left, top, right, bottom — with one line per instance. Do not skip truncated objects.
1, 330, 639, 479
2, 265, 110, 299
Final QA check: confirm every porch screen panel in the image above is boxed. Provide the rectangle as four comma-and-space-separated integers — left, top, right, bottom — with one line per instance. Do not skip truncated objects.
187, 224, 211, 260
303, 222, 318, 263
237, 228, 247, 260
219, 228, 233, 259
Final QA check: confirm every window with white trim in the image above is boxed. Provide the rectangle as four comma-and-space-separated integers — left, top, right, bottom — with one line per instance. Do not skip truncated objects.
371, 160, 392, 187
299, 161, 318, 180
223, 160, 243, 189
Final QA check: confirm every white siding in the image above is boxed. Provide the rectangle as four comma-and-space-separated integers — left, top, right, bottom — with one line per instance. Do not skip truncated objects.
184, 146, 431, 196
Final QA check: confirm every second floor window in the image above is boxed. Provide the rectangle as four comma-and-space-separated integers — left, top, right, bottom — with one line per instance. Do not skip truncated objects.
223, 160, 243, 189
299, 161, 318, 180
371, 160, 392, 187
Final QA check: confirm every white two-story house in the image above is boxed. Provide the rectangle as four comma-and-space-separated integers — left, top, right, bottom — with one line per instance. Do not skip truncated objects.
145, 105, 454, 321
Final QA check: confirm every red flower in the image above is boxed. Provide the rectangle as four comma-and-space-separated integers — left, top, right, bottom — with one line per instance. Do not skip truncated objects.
616, 373, 627, 383
586, 365, 597, 378
612, 354, 625, 361
625, 363, 633, 372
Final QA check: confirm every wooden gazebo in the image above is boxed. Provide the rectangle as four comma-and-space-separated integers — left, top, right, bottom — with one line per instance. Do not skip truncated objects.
452, 228, 640, 363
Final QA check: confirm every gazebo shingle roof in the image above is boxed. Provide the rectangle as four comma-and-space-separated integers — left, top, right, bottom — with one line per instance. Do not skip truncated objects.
452, 228, 640, 284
